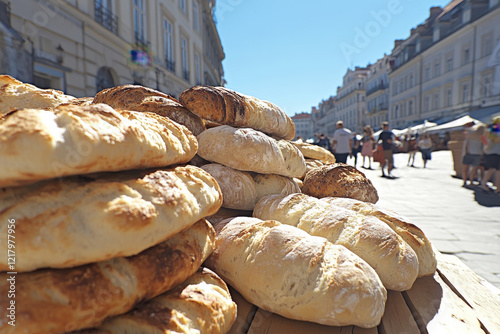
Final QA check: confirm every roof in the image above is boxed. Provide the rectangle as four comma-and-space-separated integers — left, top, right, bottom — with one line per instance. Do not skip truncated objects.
291, 113, 311, 120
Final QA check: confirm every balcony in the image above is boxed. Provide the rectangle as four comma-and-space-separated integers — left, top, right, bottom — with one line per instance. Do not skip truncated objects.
94, 3, 118, 34
134, 32, 150, 49
165, 59, 175, 73
366, 83, 389, 96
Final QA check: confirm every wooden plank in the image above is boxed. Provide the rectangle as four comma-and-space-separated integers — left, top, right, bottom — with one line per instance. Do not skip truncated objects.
227, 286, 257, 334
436, 252, 500, 333
379, 291, 420, 334
404, 273, 485, 334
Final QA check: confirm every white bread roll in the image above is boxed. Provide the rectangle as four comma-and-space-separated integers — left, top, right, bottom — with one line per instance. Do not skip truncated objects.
0, 104, 197, 187
0, 219, 215, 334
321, 197, 437, 277
197, 125, 306, 178
0, 74, 75, 114
179, 85, 295, 140
253, 193, 419, 291
201, 163, 301, 210
0, 166, 222, 272
292, 141, 336, 163
205, 217, 387, 328
76, 268, 237, 334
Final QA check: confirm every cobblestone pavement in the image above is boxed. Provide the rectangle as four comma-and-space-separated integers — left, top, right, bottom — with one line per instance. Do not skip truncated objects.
348, 150, 500, 289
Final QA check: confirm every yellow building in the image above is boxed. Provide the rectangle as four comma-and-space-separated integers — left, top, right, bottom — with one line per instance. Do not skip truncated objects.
0, 0, 225, 98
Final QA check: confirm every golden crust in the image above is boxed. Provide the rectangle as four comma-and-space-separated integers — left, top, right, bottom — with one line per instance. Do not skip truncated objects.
302, 163, 379, 203
0, 166, 222, 272
0, 103, 198, 187
0, 74, 74, 114
0, 220, 215, 334
292, 141, 336, 164
93, 85, 206, 136
179, 86, 295, 140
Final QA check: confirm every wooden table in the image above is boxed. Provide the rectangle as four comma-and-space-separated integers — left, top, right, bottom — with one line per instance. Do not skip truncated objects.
227, 252, 500, 334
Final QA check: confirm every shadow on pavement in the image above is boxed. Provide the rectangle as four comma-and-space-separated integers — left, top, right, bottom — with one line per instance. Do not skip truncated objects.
473, 189, 500, 207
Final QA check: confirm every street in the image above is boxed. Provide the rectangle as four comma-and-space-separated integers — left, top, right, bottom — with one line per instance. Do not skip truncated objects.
348, 150, 500, 289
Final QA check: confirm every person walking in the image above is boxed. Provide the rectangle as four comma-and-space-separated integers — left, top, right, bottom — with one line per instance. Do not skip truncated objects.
407, 133, 418, 167
418, 133, 433, 168
360, 126, 375, 169
350, 132, 361, 167
332, 121, 352, 164
461, 124, 486, 187
315, 133, 333, 153
480, 117, 500, 194
378, 121, 395, 178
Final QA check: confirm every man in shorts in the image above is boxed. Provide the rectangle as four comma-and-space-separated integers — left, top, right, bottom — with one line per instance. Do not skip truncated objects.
332, 121, 352, 164
378, 121, 395, 178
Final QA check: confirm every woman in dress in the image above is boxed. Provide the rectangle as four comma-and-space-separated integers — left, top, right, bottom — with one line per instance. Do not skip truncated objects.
360, 125, 375, 169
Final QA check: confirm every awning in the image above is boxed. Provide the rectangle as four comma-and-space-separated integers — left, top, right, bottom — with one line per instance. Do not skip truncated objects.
426, 115, 479, 133
469, 105, 500, 124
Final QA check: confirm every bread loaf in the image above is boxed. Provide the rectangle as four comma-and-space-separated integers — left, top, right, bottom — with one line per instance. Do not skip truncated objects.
197, 125, 306, 178
179, 85, 295, 140
0, 219, 215, 334
254, 193, 418, 291
94, 85, 206, 135
201, 163, 301, 210
321, 197, 437, 277
206, 207, 254, 225
0, 166, 222, 272
75, 267, 237, 334
302, 163, 379, 203
0, 104, 198, 187
292, 141, 336, 163
205, 217, 387, 328
0, 74, 74, 114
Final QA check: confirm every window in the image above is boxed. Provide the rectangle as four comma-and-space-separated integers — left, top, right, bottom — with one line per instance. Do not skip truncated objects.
133, 0, 146, 44
461, 83, 470, 103
432, 92, 439, 110
180, 0, 187, 14
446, 87, 452, 107
481, 33, 493, 57
163, 19, 174, 72
194, 53, 201, 85
463, 48, 470, 65
409, 75, 414, 88
181, 36, 189, 81
408, 100, 413, 115
193, 1, 199, 31
446, 56, 453, 72
95, 0, 117, 33
481, 73, 493, 98
424, 95, 430, 112
425, 66, 431, 81
433, 61, 440, 78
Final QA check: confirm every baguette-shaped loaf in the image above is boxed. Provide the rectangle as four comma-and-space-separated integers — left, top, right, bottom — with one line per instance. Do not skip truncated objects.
321, 197, 437, 277
76, 267, 237, 334
0, 74, 74, 114
0, 166, 222, 272
302, 164, 379, 203
0, 219, 215, 334
0, 104, 197, 187
254, 193, 419, 291
201, 163, 301, 210
197, 126, 306, 178
179, 85, 295, 140
292, 141, 336, 163
205, 217, 387, 328
93, 85, 206, 135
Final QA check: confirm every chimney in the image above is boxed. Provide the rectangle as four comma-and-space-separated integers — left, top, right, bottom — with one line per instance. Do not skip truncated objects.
429, 6, 442, 17
394, 39, 404, 49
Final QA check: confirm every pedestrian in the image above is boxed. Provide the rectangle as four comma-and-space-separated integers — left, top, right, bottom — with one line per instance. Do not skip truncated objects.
315, 133, 333, 153
480, 117, 500, 194
360, 126, 375, 169
418, 132, 433, 168
378, 121, 395, 178
332, 121, 352, 164
407, 133, 418, 167
461, 124, 486, 187
350, 132, 361, 167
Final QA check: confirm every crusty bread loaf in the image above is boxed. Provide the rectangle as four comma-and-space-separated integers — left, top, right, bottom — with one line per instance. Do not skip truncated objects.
179, 86, 295, 140
197, 125, 306, 178
0, 104, 197, 187
205, 207, 254, 225
0, 219, 215, 334
321, 197, 437, 277
0, 166, 222, 272
253, 193, 418, 291
94, 85, 206, 136
0, 74, 74, 114
292, 141, 336, 163
302, 163, 379, 203
201, 163, 301, 210
305, 158, 325, 176
205, 217, 387, 328
76, 267, 237, 334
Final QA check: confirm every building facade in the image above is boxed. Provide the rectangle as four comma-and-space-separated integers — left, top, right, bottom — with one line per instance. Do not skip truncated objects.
291, 112, 314, 140
0, 0, 224, 98
366, 55, 392, 130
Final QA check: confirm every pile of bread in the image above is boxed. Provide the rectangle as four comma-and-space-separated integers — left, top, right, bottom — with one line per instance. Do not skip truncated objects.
0, 75, 437, 333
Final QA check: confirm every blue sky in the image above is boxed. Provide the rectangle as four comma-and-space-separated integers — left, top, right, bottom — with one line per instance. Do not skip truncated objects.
215, 0, 452, 117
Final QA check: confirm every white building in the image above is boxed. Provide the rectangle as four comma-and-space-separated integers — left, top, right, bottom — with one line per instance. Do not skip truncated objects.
291, 112, 314, 140
366, 55, 392, 131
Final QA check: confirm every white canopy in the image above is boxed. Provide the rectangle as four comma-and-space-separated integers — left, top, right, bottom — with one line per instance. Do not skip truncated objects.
426, 115, 479, 133
406, 120, 437, 134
